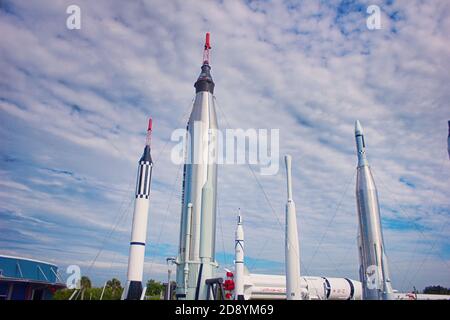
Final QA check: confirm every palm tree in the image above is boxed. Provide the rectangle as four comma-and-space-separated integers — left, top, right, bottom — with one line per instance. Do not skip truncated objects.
106, 278, 122, 294
77, 276, 91, 300
80, 276, 92, 289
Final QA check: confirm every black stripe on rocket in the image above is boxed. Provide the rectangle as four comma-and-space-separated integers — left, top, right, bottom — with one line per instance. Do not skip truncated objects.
135, 161, 152, 199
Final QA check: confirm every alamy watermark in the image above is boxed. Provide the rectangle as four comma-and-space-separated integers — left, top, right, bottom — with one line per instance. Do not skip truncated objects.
66, 264, 81, 289
66, 5, 81, 30
366, 5, 381, 30
171, 121, 280, 175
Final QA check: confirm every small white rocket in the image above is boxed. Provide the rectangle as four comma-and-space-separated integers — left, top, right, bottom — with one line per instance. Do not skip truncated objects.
284, 155, 302, 300
234, 209, 245, 300
122, 118, 153, 300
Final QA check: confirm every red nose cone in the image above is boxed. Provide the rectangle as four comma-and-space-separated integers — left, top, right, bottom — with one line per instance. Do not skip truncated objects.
148, 118, 153, 131
205, 32, 211, 49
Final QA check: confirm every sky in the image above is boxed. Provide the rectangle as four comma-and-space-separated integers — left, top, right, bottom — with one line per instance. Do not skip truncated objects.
0, 0, 449, 292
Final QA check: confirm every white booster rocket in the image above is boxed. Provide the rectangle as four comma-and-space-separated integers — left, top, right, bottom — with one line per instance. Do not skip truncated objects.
234, 209, 245, 300
284, 155, 302, 300
176, 33, 219, 300
354, 120, 394, 300
122, 118, 154, 300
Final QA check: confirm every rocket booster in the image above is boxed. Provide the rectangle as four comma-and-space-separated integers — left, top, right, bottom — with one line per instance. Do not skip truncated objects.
354, 120, 393, 300
234, 209, 245, 300
176, 33, 219, 300
123, 118, 154, 300
284, 155, 302, 300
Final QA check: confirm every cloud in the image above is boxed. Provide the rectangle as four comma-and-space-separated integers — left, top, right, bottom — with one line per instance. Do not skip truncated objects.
0, 0, 449, 291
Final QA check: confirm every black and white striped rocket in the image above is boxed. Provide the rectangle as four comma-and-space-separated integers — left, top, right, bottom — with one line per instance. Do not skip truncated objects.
122, 118, 154, 300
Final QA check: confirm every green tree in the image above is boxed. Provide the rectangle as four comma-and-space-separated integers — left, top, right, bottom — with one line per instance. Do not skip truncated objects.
53, 286, 123, 300
423, 285, 450, 295
106, 278, 122, 294
145, 279, 164, 297
53, 288, 76, 300
80, 276, 92, 289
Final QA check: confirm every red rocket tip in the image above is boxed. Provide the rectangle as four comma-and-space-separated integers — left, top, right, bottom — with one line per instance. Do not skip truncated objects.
147, 118, 152, 131
145, 118, 153, 147
205, 32, 211, 49
202, 33, 212, 64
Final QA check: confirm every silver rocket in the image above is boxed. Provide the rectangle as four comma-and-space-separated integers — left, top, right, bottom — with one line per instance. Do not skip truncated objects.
176, 33, 219, 300
122, 118, 153, 300
234, 209, 245, 300
284, 155, 302, 300
354, 120, 394, 300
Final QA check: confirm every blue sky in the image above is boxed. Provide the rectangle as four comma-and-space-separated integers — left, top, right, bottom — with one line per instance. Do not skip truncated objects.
0, 0, 449, 292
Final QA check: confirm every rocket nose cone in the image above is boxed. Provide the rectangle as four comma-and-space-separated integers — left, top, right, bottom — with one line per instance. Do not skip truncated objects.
198, 63, 213, 81
285, 154, 292, 163
355, 120, 363, 135
194, 63, 215, 94
148, 118, 153, 131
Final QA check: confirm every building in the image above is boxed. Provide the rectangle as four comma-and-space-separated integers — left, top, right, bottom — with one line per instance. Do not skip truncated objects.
0, 255, 65, 300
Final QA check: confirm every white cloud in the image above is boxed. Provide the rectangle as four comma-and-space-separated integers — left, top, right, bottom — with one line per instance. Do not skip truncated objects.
0, 0, 449, 292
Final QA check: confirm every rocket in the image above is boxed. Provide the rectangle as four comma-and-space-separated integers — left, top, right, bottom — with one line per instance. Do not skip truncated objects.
122, 118, 154, 300
354, 120, 394, 300
234, 209, 245, 300
284, 155, 302, 300
176, 33, 219, 300
447, 120, 450, 160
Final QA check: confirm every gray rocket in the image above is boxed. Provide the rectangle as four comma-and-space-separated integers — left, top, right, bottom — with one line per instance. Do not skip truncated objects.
176, 33, 219, 300
354, 120, 394, 300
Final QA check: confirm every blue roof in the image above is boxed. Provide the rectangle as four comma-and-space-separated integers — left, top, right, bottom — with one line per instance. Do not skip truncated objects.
0, 255, 62, 284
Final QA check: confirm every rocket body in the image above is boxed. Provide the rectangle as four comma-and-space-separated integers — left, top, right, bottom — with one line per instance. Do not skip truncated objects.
284, 155, 302, 300
234, 211, 245, 300
447, 121, 450, 160
354, 120, 393, 300
176, 47, 218, 300
123, 121, 153, 300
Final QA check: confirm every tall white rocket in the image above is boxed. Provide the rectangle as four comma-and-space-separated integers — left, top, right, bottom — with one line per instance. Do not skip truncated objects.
234, 209, 245, 300
123, 118, 153, 300
284, 155, 302, 300
176, 33, 219, 300
354, 120, 394, 300
447, 120, 450, 160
